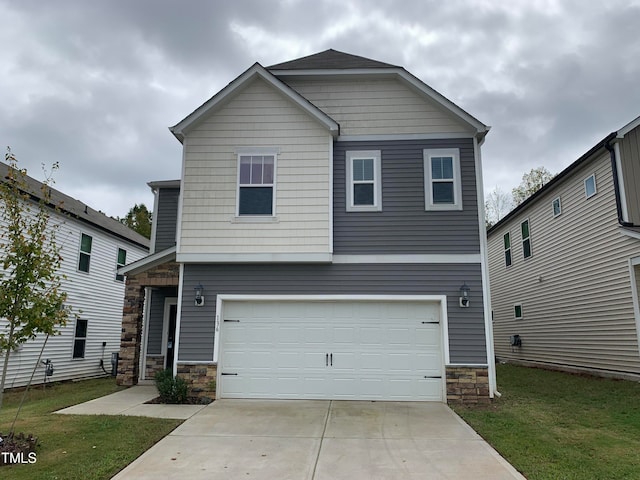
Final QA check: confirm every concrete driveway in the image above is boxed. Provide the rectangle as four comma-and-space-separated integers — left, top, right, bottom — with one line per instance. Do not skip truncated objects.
112, 399, 525, 480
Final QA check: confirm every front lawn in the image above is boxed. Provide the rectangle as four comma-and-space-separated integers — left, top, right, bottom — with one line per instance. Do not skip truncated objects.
0, 378, 181, 479
453, 363, 640, 479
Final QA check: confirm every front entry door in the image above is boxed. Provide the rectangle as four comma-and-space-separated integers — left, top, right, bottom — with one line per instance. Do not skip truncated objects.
165, 304, 178, 370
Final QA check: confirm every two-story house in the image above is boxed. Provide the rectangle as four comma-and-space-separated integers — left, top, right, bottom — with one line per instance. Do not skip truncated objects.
0, 162, 149, 389
488, 115, 640, 380
118, 50, 496, 403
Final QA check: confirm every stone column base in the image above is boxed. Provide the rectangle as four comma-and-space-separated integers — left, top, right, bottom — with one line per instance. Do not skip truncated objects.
176, 363, 217, 400
446, 366, 490, 404
145, 356, 166, 380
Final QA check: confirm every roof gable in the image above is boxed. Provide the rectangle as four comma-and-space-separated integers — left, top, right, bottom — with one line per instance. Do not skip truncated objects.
267, 49, 399, 71
170, 63, 340, 142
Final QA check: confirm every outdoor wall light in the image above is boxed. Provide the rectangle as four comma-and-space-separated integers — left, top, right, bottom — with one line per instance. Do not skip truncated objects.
194, 283, 205, 307
459, 282, 470, 308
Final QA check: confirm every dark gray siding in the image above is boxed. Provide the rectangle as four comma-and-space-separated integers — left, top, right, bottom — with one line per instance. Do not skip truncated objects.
147, 287, 178, 355
334, 139, 480, 254
154, 188, 180, 252
178, 263, 486, 364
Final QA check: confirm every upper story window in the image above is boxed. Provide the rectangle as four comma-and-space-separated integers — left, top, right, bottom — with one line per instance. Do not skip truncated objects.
504, 232, 512, 267
552, 197, 562, 217
78, 233, 92, 273
521, 219, 532, 258
237, 154, 276, 216
115, 248, 127, 282
584, 174, 597, 199
346, 150, 382, 212
423, 148, 462, 211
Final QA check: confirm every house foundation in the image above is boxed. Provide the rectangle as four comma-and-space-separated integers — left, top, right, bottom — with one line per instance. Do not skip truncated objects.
445, 366, 491, 404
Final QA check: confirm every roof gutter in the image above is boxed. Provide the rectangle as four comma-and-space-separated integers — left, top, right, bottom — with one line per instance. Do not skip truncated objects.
604, 140, 636, 227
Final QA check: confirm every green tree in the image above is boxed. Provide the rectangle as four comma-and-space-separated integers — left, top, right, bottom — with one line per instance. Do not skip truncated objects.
120, 204, 152, 239
512, 167, 555, 206
0, 149, 71, 409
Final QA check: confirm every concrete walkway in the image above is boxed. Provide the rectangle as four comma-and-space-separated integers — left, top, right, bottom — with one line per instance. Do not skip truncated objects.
111, 399, 526, 480
54, 385, 207, 419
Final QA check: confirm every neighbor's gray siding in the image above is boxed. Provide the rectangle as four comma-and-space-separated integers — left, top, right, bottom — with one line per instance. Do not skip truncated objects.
333, 139, 480, 254
178, 263, 486, 364
619, 125, 640, 225
146, 287, 177, 355
154, 187, 180, 252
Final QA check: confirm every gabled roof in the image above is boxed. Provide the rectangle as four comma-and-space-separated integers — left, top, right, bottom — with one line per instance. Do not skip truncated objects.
267, 49, 399, 70
0, 162, 150, 250
170, 63, 340, 143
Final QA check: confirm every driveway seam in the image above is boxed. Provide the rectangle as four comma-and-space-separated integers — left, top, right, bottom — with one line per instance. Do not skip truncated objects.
310, 399, 332, 479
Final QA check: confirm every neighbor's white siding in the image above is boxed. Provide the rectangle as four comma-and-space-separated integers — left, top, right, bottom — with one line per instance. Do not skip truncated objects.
285, 77, 472, 137
179, 77, 332, 255
0, 204, 147, 388
488, 151, 640, 376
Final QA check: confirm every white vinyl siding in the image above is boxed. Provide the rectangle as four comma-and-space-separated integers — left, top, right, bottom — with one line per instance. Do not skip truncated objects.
488, 151, 640, 376
285, 78, 473, 137
0, 203, 147, 388
179, 77, 331, 255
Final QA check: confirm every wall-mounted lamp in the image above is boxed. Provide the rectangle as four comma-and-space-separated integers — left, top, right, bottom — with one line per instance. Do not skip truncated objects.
459, 282, 470, 308
194, 283, 205, 307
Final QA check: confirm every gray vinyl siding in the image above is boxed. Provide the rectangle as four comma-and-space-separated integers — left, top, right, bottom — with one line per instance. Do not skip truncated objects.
146, 288, 178, 355
619, 125, 640, 225
333, 139, 480, 254
154, 187, 180, 252
488, 151, 640, 376
178, 263, 486, 364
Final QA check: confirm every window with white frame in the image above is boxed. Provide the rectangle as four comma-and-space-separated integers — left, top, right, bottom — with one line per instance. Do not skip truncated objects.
115, 248, 127, 282
346, 150, 382, 212
504, 232, 512, 267
72, 319, 88, 358
237, 154, 276, 216
584, 174, 597, 199
78, 233, 92, 273
521, 219, 532, 258
514, 304, 523, 319
552, 197, 562, 217
423, 148, 462, 210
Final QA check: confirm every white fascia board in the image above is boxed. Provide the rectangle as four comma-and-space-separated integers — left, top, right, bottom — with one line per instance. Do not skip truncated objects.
176, 252, 333, 263
170, 63, 339, 142
620, 227, 640, 241
333, 254, 481, 264
272, 67, 490, 139
119, 246, 176, 276
617, 115, 640, 138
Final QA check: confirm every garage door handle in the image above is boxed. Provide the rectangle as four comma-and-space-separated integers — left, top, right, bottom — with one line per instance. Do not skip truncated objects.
330, 353, 333, 366
326, 353, 328, 366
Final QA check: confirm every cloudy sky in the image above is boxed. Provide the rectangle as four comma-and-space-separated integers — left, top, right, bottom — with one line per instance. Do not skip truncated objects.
1, 0, 639, 219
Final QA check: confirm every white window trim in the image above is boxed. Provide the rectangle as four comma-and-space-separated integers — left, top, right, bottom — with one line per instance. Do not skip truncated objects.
552, 197, 562, 217
423, 148, 463, 211
584, 174, 597, 199
235, 149, 279, 218
345, 150, 382, 212
521, 218, 532, 259
514, 303, 523, 319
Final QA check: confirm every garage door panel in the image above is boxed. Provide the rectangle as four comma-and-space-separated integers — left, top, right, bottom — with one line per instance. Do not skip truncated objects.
219, 300, 443, 401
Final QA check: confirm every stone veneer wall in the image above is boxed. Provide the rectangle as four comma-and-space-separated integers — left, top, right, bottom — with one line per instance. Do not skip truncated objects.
446, 366, 490, 404
145, 356, 166, 379
117, 261, 179, 386
177, 363, 217, 400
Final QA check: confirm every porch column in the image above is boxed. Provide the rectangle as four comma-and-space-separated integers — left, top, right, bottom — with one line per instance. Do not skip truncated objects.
117, 275, 144, 386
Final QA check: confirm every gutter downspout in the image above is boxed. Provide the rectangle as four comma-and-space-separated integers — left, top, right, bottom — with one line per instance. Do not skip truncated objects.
605, 141, 636, 227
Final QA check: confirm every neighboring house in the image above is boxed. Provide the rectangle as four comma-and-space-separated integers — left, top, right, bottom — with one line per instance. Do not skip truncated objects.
0, 162, 149, 388
118, 49, 496, 403
488, 115, 640, 380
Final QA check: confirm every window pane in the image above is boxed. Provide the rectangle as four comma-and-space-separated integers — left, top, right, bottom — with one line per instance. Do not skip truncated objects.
514, 305, 522, 318
73, 339, 86, 359
75, 319, 88, 338
79, 252, 90, 272
239, 157, 251, 184
353, 183, 374, 205
117, 248, 126, 265
553, 198, 561, 216
251, 157, 263, 185
431, 157, 453, 180
521, 220, 529, 238
505, 250, 512, 267
433, 182, 454, 204
263, 156, 274, 184
523, 239, 532, 258
585, 175, 596, 197
81, 234, 92, 253
362, 159, 374, 181
239, 187, 273, 215
503, 233, 510, 249
431, 157, 442, 179
353, 159, 364, 181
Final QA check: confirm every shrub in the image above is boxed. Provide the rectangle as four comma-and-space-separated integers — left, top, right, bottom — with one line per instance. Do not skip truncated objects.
154, 369, 189, 404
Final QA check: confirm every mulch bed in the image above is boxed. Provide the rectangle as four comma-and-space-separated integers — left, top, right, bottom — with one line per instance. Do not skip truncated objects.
144, 396, 213, 405
0, 433, 38, 467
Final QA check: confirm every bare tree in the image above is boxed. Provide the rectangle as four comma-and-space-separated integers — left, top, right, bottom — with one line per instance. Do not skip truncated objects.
512, 167, 555, 206
485, 186, 513, 229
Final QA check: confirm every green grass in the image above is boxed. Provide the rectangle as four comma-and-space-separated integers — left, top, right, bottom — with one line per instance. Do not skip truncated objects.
0, 378, 181, 479
453, 364, 640, 480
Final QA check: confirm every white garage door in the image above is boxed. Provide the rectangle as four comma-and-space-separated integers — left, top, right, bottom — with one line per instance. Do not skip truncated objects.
218, 299, 443, 401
